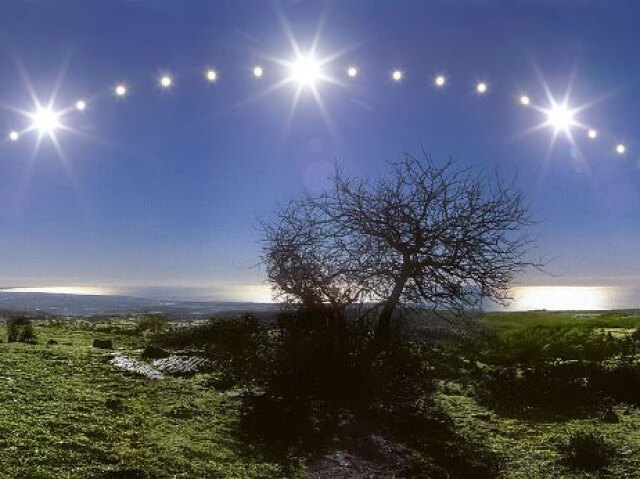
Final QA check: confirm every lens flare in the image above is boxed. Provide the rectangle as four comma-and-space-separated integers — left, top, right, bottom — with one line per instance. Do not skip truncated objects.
616, 143, 626, 155
520, 95, 531, 106
347, 66, 358, 78
253, 66, 263, 78
75, 100, 86, 111
588, 129, 597, 139
8, 130, 19, 142
114, 84, 127, 96
476, 82, 488, 94
392, 70, 403, 82
435, 75, 446, 87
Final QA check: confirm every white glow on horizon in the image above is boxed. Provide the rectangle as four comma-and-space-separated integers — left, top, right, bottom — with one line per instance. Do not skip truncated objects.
512, 286, 609, 311
8, 130, 19, 142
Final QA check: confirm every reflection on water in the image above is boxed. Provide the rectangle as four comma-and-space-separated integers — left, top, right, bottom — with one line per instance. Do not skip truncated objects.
509, 286, 611, 311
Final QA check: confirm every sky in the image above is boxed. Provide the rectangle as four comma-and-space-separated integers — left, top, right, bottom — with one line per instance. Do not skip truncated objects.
0, 0, 639, 307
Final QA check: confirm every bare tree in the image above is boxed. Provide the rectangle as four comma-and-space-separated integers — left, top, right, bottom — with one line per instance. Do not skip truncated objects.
261, 152, 539, 344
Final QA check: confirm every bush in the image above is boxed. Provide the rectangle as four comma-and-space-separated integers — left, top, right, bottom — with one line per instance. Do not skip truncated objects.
135, 315, 168, 334
558, 431, 615, 471
6, 316, 37, 343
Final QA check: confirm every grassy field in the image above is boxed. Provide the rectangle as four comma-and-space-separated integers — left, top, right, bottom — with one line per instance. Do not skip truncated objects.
0, 319, 283, 479
1, 311, 640, 478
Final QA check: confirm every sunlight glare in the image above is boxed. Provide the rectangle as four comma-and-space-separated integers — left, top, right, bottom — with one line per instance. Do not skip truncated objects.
75, 100, 86, 111
347, 66, 358, 78
435, 75, 446, 87
512, 286, 609, 311
476, 82, 488, 94
392, 70, 403, 82
616, 143, 626, 155
9, 130, 19, 142
253, 66, 263, 78
114, 84, 127, 96
519, 95, 530, 106
588, 129, 598, 139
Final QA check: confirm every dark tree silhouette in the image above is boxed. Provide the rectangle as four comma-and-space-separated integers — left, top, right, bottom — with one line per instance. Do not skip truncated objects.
262, 152, 538, 343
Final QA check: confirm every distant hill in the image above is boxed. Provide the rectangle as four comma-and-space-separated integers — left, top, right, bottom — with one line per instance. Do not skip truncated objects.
0, 292, 280, 318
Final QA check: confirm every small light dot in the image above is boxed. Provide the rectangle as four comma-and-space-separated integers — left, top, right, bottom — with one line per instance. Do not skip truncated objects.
616, 143, 626, 155
8, 130, 19, 142
476, 82, 488, 94
115, 85, 127, 97
392, 70, 403, 82
519, 95, 530, 106
253, 66, 263, 78
588, 129, 597, 139
75, 100, 86, 111
347, 66, 358, 78
206, 69, 218, 82
160, 75, 173, 88
435, 75, 446, 87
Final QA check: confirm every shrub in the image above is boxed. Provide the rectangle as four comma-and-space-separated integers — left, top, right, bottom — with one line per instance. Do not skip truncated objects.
6, 316, 37, 343
135, 314, 168, 334
558, 431, 615, 471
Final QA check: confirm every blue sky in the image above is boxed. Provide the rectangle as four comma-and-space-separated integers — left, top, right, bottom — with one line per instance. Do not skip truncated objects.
0, 1, 639, 304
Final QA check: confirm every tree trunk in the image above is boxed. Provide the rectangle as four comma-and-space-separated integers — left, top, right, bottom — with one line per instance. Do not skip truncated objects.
375, 275, 409, 345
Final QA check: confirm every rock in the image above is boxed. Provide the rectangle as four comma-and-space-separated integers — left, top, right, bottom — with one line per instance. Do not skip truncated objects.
110, 353, 164, 380
47, 339, 58, 345
152, 356, 212, 376
141, 345, 170, 359
93, 339, 113, 349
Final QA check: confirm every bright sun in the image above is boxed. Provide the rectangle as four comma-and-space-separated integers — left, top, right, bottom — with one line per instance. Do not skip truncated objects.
289, 55, 322, 87
545, 103, 576, 132
30, 107, 61, 136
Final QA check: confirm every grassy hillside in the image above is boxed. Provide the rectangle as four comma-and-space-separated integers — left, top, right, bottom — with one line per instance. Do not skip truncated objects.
0, 319, 282, 479
1, 311, 640, 478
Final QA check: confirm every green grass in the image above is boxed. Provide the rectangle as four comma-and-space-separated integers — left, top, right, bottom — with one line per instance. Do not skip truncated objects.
482, 310, 640, 331
0, 320, 282, 479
